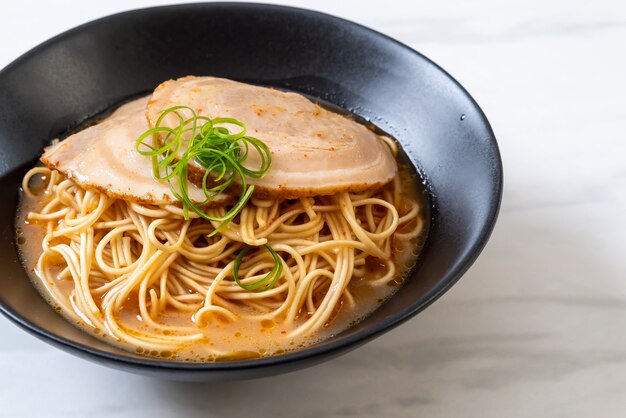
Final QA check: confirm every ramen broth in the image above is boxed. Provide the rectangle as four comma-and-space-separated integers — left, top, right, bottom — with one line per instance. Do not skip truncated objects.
16, 161, 427, 361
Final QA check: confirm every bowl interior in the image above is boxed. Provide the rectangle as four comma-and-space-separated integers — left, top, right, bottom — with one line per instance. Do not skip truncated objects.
0, 3, 501, 378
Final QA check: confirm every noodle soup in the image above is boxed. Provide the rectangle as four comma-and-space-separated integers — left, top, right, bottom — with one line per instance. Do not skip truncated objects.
16, 77, 429, 361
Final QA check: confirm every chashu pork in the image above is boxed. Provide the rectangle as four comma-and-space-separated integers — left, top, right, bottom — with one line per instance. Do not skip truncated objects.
41, 97, 232, 206
147, 76, 397, 199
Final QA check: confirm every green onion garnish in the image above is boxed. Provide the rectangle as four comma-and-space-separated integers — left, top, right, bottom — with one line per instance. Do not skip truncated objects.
136, 106, 281, 292
232, 244, 283, 292
135, 105, 272, 235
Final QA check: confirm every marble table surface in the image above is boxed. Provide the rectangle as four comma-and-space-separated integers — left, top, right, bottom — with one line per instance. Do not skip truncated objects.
1, 0, 625, 416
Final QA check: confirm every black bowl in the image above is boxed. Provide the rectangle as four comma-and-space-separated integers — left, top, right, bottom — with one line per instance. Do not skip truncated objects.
0, 3, 502, 381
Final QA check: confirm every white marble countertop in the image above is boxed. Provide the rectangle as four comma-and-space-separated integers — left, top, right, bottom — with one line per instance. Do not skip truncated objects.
2, 0, 625, 416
